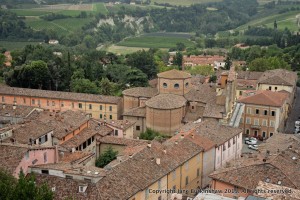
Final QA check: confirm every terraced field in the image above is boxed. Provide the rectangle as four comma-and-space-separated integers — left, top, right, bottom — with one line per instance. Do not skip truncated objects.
117, 33, 195, 49
150, 0, 221, 6
0, 41, 42, 50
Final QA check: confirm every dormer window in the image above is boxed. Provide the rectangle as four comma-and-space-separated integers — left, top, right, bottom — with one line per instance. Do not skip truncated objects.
174, 83, 179, 89
163, 83, 167, 88
79, 185, 87, 193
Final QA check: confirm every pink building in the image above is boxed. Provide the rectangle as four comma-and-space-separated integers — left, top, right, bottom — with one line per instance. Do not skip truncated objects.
0, 143, 57, 178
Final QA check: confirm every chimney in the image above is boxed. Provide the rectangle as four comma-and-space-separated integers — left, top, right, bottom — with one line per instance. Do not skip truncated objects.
180, 134, 184, 139
129, 154, 133, 158
156, 158, 160, 165
147, 143, 151, 148
13, 104, 16, 110
175, 141, 178, 145
163, 149, 167, 154
191, 134, 194, 139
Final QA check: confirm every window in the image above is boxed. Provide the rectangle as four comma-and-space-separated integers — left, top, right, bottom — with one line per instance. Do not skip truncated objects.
269, 86, 272, 90
262, 119, 267, 126
72, 102, 74, 108
41, 170, 49, 174
66, 175, 73, 179
185, 176, 189, 186
172, 171, 176, 180
23, 98, 26, 104
254, 131, 258, 137
2, 96, 5, 102
264, 110, 268, 115
145, 188, 149, 199
262, 132, 266, 138
44, 152, 47, 163
82, 142, 87, 149
100, 105, 103, 110
246, 129, 250, 135
270, 120, 275, 127
185, 161, 189, 170
79, 103, 82, 109
109, 106, 112, 111
89, 104, 92, 109
110, 115, 112, 120
233, 137, 236, 144
25, 152, 29, 160
136, 126, 140, 131
174, 83, 179, 89
239, 91, 242, 95
270, 132, 274, 137
163, 83, 167, 88
228, 141, 231, 148
254, 119, 259, 126
223, 144, 226, 151
114, 130, 118, 136
240, 117, 243, 123
61, 101, 64, 107
32, 99, 35, 105
246, 118, 251, 124
100, 114, 103, 119
52, 101, 55, 106
191, 106, 194, 109
275, 87, 278, 91
255, 109, 259, 114
47, 100, 50, 106
246, 108, 252, 114
197, 168, 200, 177
87, 138, 92, 146
185, 82, 189, 87
271, 111, 276, 116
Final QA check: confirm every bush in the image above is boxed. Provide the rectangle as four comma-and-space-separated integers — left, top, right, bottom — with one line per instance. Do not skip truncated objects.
95, 146, 118, 168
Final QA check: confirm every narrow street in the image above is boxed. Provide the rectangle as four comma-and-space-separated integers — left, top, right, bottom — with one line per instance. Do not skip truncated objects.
285, 87, 300, 134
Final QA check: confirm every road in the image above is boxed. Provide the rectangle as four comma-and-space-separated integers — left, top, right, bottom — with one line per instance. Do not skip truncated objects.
285, 87, 300, 134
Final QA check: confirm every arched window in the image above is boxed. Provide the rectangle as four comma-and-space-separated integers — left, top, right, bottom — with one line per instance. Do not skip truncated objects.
174, 83, 179, 89
163, 83, 167, 88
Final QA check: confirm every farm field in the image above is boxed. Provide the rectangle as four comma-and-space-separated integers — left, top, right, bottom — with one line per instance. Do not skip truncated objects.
25, 17, 93, 36
0, 41, 42, 51
150, 0, 221, 6
235, 10, 300, 31
9, 2, 108, 17
117, 33, 195, 49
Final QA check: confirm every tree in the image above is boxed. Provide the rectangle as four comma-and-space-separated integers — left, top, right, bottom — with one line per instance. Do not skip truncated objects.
124, 68, 148, 87
248, 57, 291, 71
21, 60, 51, 89
95, 146, 118, 168
176, 42, 186, 51
224, 56, 232, 70
139, 128, 168, 140
173, 52, 183, 69
70, 78, 100, 94
274, 20, 278, 30
187, 65, 214, 76
98, 78, 114, 95
0, 169, 53, 200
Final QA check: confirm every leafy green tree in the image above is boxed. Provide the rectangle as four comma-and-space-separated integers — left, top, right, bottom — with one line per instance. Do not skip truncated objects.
248, 57, 291, 71
95, 146, 118, 168
187, 65, 214, 76
139, 128, 168, 140
21, 60, 51, 89
124, 68, 148, 87
70, 78, 100, 94
98, 78, 114, 95
0, 169, 53, 200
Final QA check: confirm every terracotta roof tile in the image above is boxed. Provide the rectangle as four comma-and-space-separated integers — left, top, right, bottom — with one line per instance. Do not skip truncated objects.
238, 90, 289, 107
258, 69, 297, 86
157, 69, 191, 79
183, 55, 225, 66
0, 86, 122, 104
122, 87, 158, 98
145, 94, 186, 109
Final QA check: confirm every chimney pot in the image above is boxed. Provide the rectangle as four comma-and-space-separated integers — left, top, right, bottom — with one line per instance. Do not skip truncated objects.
163, 149, 167, 154
180, 134, 184, 139
147, 143, 151, 148
156, 158, 160, 165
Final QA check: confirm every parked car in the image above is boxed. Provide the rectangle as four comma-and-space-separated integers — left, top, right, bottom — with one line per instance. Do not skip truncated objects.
244, 137, 250, 144
248, 144, 258, 151
295, 121, 300, 126
246, 139, 257, 145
